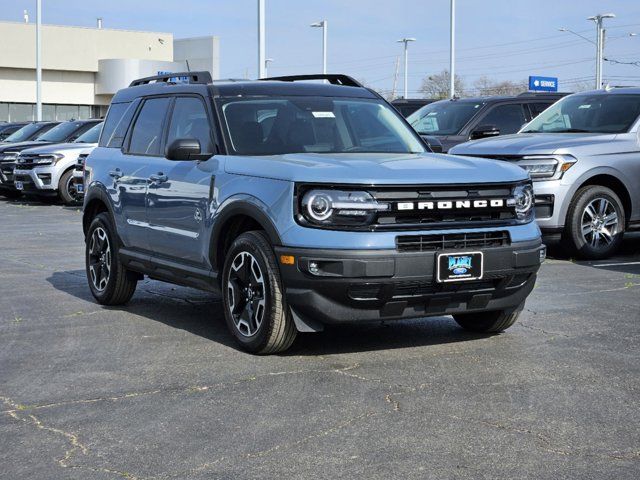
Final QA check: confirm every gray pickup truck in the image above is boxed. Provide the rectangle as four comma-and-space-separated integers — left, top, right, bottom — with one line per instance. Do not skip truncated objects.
451, 88, 640, 259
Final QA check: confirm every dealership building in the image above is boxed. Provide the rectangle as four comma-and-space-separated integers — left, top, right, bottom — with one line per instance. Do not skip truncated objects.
0, 21, 220, 122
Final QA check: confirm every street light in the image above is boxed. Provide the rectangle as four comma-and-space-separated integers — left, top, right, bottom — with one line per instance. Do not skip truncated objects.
449, 0, 456, 98
264, 58, 274, 77
36, 0, 42, 121
257, 0, 266, 78
310, 20, 328, 74
558, 27, 595, 45
587, 13, 615, 89
396, 37, 416, 99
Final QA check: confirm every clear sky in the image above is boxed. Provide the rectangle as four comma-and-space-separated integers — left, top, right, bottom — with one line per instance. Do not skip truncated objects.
1, 0, 639, 96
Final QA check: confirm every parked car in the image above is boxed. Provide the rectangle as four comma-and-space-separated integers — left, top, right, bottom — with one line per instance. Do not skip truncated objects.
391, 98, 436, 117
406, 92, 567, 152
82, 71, 544, 354
71, 148, 93, 203
1, 121, 58, 144
450, 87, 640, 259
13, 122, 102, 204
0, 122, 30, 142
0, 119, 101, 197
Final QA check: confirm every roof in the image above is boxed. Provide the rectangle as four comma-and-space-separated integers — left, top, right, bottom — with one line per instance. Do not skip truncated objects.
570, 87, 640, 95
430, 93, 567, 105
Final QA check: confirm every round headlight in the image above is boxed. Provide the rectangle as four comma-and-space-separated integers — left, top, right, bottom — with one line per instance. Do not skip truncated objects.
514, 184, 534, 216
306, 192, 333, 221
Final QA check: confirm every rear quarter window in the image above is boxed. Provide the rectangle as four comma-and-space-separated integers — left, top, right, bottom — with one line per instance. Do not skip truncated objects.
99, 102, 135, 148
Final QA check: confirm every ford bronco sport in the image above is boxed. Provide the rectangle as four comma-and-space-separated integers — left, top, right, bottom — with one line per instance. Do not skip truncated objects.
82, 72, 544, 354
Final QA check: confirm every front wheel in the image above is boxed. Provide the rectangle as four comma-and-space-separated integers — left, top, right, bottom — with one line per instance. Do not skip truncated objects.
453, 305, 523, 333
58, 169, 81, 205
222, 231, 297, 354
564, 185, 625, 260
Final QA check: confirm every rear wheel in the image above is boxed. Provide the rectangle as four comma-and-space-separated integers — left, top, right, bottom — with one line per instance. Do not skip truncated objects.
453, 304, 523, 333
86, 212, 138, 305
222, 231, 297, 354
564, 185, 624, 260
58, 169, 80, 205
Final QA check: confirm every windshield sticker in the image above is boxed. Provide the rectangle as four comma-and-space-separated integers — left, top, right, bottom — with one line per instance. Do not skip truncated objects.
312, 111, 335, 118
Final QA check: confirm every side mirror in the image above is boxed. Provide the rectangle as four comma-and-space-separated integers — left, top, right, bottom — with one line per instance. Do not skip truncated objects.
165, 138, 202, 161
470, 125, 500, 140
420, 135, 443, 153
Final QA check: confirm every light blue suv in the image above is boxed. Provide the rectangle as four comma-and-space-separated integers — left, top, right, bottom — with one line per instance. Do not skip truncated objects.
82, 72, 544, 353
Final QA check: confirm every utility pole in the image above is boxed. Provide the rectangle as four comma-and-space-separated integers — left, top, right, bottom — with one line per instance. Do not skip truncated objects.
391, 55, 400, 100
264, 58, 274, 77
397, 38, 415, 99
310, 20, 328, 74
588, 13, 615, 89
36, 0, 42, 121
258, 0, 266, 78
449, 0, 456, 98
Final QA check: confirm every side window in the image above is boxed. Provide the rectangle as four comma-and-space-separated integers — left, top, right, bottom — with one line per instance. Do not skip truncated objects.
529, 102, 552, 119
127, 97, 171, 156
479, 103, 527, 135
99, 102, 129, 147
166, 97, 213, 153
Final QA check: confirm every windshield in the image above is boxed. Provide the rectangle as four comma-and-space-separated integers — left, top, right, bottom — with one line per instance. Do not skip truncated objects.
4, 123, 43, 143
407, 100, 485, 135
219, 97, 425, 155
522, 94, 640, 134
74, 122, 103, 143
36, 121, 84, 142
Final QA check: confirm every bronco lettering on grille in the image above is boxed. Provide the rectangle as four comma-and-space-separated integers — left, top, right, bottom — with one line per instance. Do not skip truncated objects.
396, 199, 507, 211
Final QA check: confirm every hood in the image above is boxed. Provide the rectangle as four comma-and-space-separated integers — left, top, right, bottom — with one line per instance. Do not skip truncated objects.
0, 140, 53, 153
18, 142, 97, 155
223, 152, 528, 185
450, 132, 636, 157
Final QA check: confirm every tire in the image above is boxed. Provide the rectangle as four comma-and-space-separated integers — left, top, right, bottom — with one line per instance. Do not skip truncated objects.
222, 231, 297, 354
453, 304, 523, 333
85, 212, 138, 305
58, 169, 80, 205
563, 185, 625, 260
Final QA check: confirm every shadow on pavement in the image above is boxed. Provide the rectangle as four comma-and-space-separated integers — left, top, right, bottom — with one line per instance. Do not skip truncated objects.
47, 269, 490, 356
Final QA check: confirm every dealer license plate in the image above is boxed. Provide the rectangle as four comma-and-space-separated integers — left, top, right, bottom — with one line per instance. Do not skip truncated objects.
436, 252, 483, 283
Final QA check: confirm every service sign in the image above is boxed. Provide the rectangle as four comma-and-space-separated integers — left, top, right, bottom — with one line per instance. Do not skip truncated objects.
157, 71, 189, 83
528, 76, 558, 92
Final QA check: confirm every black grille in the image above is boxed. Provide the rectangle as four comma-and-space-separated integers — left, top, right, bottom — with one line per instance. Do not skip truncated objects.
369, 184, 517, 229
15, 154, 55, 169
393, 279, 499, 298
75, 153, 89, 172
396, 231, 510, 252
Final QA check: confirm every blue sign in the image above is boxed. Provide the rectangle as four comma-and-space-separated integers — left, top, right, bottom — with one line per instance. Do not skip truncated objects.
157, 71, 189, 83
529, 76, 558, 92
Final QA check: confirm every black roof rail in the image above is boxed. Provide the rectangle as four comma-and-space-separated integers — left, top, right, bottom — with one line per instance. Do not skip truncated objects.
129, 71, 213, 87
517, 91, 569, 97
260, 74, 364, 88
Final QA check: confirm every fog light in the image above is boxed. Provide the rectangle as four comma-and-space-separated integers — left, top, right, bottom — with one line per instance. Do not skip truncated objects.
539, 246, 547, 263
309, 261, 320, 275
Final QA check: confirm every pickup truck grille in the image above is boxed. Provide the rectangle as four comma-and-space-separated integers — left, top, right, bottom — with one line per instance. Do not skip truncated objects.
369, 184, 517, 230
75, 153, 89, 172
396, 231, 510, 252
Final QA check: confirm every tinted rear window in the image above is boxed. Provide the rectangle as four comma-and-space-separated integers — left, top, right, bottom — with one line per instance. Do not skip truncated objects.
99, 102, 132, 148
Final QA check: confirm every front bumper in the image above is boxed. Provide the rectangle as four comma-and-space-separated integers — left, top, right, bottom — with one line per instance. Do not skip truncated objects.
13, 167, 57, 195
276, 239, 544, 327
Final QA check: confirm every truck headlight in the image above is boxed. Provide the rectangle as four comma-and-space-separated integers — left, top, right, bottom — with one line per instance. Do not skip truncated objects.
300, 189, 390, 227
518, 155, 576, 181
512, 183, 534, 220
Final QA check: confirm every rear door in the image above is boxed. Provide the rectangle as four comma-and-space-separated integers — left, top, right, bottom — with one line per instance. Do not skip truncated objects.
118, 96, 172, 252
144, 95, 218, 264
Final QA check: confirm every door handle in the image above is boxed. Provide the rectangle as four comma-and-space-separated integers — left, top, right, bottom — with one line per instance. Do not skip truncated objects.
148, 172, 168, 184
108, 168, 122, 179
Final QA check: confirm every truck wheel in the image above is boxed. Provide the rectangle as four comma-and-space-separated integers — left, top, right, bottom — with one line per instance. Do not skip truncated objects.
222, 231, 297, 354
86, 212, 138, 305
453, 305, 523, 333
564, 185, 624, 260
58, 169, 80, 205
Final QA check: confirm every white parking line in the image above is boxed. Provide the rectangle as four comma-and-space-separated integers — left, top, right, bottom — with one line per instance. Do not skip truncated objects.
593, 261, 640, 268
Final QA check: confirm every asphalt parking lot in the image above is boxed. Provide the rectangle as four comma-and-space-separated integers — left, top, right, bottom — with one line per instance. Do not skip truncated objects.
1, 198, 639, 480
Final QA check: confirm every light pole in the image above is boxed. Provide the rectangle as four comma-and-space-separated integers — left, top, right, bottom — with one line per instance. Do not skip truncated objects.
310, 20, 328, 74
36, 0, 42, 121
264, 58, 274, 77
257, 0, 266, 78
396, 38, 415, 99
587, 13, 615, 89
449, 0, 456, 98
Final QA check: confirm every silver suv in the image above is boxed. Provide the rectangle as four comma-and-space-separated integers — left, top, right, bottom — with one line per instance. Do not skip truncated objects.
13, 122, 102, 204
450, 88, 640, 259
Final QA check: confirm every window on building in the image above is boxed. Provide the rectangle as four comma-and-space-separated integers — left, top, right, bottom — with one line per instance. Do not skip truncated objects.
128, 98, 171, 155
9, 104, 34, 122
0, 103, 9, 122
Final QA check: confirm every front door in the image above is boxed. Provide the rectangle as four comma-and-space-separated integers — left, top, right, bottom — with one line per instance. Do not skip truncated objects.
145, 95, 218, 264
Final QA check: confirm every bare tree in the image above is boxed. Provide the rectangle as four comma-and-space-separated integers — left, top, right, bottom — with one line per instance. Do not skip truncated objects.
473, 76, 528, 96
420, 70, 465, 99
